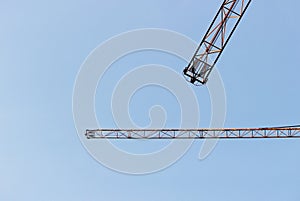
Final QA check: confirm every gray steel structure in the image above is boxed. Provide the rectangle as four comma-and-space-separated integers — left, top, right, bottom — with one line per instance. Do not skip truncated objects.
86, 128, 300, 139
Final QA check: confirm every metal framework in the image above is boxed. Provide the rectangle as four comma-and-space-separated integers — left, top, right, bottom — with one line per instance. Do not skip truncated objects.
86, 127, 300, 139
84, 2, 300, 141
183, 0, 252, 85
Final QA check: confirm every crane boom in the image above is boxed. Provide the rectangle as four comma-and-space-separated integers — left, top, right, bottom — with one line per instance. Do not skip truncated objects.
183, 0, 252, 85
86, 127, 300, 139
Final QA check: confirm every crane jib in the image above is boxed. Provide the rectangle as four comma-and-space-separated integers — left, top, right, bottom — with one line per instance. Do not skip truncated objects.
183, 0, 252, 85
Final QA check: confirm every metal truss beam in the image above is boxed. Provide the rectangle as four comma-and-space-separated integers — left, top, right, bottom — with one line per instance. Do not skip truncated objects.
183, 0, 252, 85
86, 128, 300, 139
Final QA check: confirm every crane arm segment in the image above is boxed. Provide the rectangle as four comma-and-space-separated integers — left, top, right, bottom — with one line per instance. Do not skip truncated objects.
183, 0, 252, 85
86, 128, 300, 139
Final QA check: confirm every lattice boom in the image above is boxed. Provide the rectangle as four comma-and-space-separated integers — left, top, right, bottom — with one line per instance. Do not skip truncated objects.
86, 128, 300, 139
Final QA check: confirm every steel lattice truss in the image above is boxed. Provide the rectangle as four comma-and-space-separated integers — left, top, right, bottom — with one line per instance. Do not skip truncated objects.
184, 0, 252, 85
86, 128, 300, 139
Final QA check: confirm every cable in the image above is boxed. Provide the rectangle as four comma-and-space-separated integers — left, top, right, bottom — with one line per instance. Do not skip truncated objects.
261, 124, 300, 129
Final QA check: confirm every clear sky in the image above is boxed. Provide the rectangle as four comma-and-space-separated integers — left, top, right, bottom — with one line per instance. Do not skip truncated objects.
1, 0, 300, 200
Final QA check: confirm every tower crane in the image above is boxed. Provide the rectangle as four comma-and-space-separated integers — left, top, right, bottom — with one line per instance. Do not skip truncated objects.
86, 0, 300, 140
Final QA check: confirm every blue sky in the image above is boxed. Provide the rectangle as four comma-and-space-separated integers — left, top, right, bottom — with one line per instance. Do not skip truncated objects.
1, 0, 300, 200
